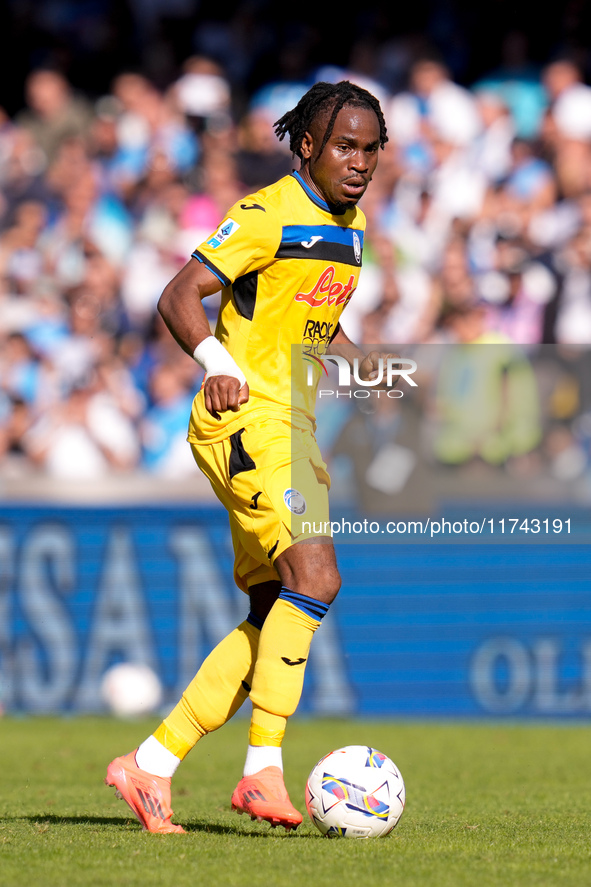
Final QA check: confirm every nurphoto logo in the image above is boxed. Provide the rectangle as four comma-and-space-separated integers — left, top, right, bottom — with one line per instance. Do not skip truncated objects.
305, 354, 418, 398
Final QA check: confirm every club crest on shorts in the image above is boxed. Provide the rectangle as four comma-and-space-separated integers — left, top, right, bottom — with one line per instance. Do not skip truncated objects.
283, 488, 307, 515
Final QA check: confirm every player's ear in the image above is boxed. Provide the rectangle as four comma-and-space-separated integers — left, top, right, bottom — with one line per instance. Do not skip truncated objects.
300, 131, 314, 160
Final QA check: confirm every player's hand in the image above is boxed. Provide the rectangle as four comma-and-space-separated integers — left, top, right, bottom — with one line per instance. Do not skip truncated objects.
204, 376, 250, 420
358, 350, 402, 388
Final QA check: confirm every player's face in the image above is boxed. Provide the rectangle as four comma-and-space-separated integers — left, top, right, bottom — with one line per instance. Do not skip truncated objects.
300, 105, 381, 211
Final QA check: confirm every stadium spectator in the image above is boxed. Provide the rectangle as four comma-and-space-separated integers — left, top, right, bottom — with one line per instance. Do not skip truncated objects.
473, 31, 547, 140
109, 72, 199, 195
0, 333, 41, 403
0, 126, 56, 229
140, 362, 196, 476
431, 301, 543, 465
470, 91, 515, 185
235, 109, 293, 190
555, 227, 591, 344
171, 56, 232, 134
16, 69, 93, 167
387, 56, 481, 154
24, 378, 139, 480
0, 200, 47, 296
0, 396, 33, 471
542, 58, 591, 143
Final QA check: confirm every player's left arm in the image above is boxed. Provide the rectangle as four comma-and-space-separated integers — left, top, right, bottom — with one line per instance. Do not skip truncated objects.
327, 324, 400, 384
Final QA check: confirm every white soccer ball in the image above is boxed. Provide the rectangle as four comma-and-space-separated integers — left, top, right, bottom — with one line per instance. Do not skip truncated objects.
306, 745, 405, 838
100, 663, 163, 718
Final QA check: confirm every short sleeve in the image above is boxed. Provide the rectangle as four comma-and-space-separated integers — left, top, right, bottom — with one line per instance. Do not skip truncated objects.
191, 197, 282, 287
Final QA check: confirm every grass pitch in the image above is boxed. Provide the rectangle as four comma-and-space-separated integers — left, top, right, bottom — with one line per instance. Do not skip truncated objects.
1, 716, 590, 887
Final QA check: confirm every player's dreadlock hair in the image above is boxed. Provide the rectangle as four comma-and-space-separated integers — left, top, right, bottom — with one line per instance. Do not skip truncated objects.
274, 81, 388, 159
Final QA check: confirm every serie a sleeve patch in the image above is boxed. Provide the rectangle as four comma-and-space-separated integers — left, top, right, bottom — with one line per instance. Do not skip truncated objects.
206, 218, 241, 248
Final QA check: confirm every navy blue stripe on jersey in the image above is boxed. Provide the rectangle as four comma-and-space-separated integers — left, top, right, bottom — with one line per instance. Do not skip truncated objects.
275, 224, 363, 266
280, 225, 364, 248
192, 250, 231, 287
246, 611, 264, 630
291, 170, 334, 213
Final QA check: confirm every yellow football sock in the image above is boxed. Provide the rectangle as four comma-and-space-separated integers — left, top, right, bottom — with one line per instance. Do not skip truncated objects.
154, 617, 260, 760
249, 705, 287, 747
248, 592, 327, 746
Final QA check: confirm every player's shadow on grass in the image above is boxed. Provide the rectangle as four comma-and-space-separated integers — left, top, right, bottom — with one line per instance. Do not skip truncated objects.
16, 814, 307, 837
183, 817, 305, 838
18, 814, 152, 827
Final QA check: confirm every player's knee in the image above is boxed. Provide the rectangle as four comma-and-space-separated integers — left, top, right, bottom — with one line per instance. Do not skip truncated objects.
292, 562, 341, 604
276, 542, 341, 604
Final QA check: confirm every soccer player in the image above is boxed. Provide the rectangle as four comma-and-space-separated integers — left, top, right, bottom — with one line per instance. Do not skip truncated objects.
105, 81, 388, 834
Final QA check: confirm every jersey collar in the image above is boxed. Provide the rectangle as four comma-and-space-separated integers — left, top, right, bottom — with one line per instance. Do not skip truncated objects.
291, 170, 347, 215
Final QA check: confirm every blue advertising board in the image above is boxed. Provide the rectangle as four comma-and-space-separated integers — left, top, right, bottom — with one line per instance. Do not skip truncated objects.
1, 504, 590, 718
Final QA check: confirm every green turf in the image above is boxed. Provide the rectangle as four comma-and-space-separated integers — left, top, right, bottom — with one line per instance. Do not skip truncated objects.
1, 716, 590, 887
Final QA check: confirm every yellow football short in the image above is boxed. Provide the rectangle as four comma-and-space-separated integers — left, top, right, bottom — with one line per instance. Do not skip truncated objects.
191, 418, 331, 593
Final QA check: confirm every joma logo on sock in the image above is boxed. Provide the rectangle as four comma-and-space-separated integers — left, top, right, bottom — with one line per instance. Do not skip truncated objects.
281, 657, 307, 666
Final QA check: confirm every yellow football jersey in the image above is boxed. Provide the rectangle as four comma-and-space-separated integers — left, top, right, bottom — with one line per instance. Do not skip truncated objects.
188, 171, 365, 444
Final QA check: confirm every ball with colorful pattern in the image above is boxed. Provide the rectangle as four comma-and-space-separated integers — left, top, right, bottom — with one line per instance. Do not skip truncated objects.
306, 745, 405, 838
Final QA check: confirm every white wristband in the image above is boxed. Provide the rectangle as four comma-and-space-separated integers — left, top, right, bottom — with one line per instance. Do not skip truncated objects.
192, 336, 247, 388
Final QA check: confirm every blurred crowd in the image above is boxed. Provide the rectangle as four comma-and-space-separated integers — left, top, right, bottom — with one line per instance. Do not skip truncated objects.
2, 45, 591, 483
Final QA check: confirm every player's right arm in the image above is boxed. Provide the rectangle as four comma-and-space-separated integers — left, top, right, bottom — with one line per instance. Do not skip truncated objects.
158, 258, 249, 419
